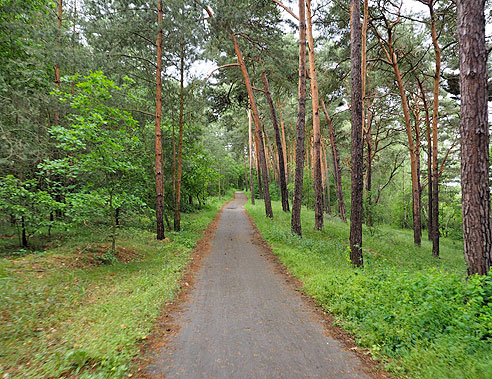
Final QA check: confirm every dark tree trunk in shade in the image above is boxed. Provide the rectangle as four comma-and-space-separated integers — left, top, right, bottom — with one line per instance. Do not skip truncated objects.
457, 0, 492, 276
321, 99, 347, 222
350, 0, 363, 266
262, 72, 289, 212
154, 0, 165, 239
230, 30, 273, 218
291, 0, 308, 236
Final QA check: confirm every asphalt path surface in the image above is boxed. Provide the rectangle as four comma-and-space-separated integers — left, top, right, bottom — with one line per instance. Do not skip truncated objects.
147, 192, 368, 378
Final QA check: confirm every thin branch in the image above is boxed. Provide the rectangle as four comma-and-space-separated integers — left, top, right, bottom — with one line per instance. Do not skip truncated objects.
114, 54, 157, 68
272, 0, 299, 21
204, 63, 240, 81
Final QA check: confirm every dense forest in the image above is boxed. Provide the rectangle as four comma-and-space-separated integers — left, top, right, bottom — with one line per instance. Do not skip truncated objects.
1, 0, 492, 378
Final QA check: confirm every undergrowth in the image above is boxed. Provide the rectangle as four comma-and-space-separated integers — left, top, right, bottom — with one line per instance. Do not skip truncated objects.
0, 194, 230, 378
246, 199, 492, 379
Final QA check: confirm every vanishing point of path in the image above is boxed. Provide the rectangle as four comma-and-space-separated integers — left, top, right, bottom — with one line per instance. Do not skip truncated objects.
147, 192, 369, 378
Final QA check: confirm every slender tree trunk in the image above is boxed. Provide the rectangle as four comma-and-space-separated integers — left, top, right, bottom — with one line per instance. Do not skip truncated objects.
21, 216, 28, 248
376, 24, 422, 246
248, 109, 255, 204
321, 99, 346, 222
350, 0, 363, 267
322, 140, 331, 214
154, 0, 165, 240
278, 102, 289, 185
54, 0, 62, 125
230, 30, 273, 218
361, 0, 369, 134
174, 44, 185, 231
71, 0, 76, 95
306, 0, 323, 229
457, 0, 492, 276
429, 2, 441, 258
292, 0, 308, 235
419, 79, 433, 241
255, 134, 263, 199
262, 72, 289, 212
365, 113, 373, 226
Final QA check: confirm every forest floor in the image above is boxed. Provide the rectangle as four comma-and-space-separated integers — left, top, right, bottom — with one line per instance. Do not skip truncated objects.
246, 199, 492, 379
142, 192, 381, 378
0, 195, 229, 378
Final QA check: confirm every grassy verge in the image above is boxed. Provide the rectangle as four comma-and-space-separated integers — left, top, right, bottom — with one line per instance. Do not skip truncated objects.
246, 199, 492, 379
0, 194, 230, 378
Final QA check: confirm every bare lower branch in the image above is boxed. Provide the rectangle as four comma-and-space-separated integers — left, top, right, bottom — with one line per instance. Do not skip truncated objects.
272, 0, 299, 21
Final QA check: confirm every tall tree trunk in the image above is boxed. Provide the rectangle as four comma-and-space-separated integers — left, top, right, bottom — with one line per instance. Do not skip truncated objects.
278, 101, 289, 185
292, 0, 308, 235
350, 0, 363, 267
248, 109, 255, 204
321, 140, 331, 214
54, 0, 62, 125
230, 30, 273, 218
365, 111, 373, 227
457, 0, 492, 276
379, 32, 422, 246
321, 99, 346, 222
262, 72, 289, 212
154, 0, 165, 240
174, 43, 185, 231
306, 0, 323, 230
361, 0, 369, 133
71, 0, 76, 95
255, 133, 264, 199
418, 79, 433, 241
429, 2, 440, 258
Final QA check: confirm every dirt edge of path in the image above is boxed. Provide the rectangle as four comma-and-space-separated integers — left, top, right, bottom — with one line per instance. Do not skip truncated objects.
243, 209, 393, 379
133, 196, 236, 379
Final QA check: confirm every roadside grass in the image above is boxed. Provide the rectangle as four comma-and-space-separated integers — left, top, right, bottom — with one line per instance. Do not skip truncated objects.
246, 199, 492, 379
0, 194, 230, 378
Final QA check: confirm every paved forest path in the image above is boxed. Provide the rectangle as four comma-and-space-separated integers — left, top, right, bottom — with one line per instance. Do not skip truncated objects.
147, 192, 369, 378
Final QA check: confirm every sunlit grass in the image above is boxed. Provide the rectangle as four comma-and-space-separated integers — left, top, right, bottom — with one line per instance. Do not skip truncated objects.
246, 199, 491, 379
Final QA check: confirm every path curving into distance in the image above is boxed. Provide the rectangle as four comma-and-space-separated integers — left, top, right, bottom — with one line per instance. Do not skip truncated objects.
147, 192, 369, 378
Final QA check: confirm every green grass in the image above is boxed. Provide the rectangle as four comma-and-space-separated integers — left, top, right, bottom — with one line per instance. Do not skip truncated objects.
246, 199, 492, 379
0, 195, 230, 378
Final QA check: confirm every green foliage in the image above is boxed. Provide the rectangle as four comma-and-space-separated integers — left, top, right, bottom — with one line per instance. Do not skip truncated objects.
44, 72, 146, 250
246, 199, 489, 378
0, 175, 62, 245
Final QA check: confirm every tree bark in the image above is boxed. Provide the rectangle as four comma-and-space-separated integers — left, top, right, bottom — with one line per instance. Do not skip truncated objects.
154, 0, 165, 240
350, 0, 363, 266
306, 0, 323, 230
321, 99, 346, 222
418, 78, 433, 241
248, 108, 255, 204
457, 0, 492, 276
365, 109, 373, 227
262, 72, 289, 212
54, 0, 62, 126
230, 30, 273, 218
377, 26, 422, 246
278, 102, 289, 184
291, 0, 308, 236
429, 2, 440, 258
174, 43, 185, 231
